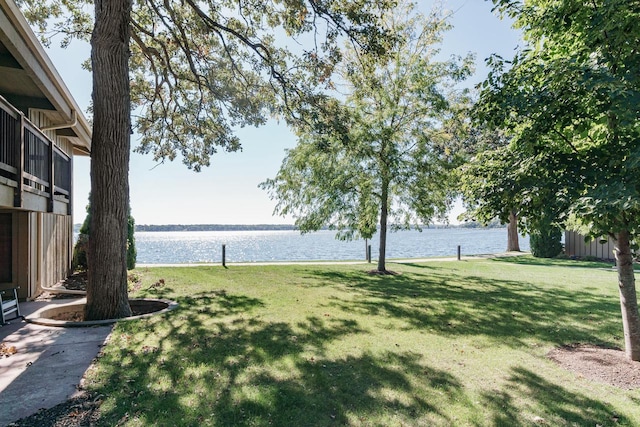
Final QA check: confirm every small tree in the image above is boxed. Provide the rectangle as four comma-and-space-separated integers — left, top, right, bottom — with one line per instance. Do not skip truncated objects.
71, 205, 90, 271
262, 3, 472, 273
459, 128, 573, 255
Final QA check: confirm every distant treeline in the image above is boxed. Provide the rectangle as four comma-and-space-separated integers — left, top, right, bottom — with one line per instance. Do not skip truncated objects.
135, 224, 298, 232
134, 223, 505, 232
457, 217, 504, 229
74, 220, 505, 233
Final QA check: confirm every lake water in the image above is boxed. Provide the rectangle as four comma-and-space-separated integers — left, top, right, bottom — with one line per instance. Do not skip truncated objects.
132, 228, 530, 264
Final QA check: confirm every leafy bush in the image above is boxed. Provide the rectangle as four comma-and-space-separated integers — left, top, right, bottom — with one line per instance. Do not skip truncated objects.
72, 233, 89, 271
72, 197, 136, 271
126, 214, 136, 270
530, 224, 563, 258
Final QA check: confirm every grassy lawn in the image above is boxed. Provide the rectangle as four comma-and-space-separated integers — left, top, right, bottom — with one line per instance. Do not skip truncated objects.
84, 256, 640, 426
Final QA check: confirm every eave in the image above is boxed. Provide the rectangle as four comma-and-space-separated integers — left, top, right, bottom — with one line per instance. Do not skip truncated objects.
0, 0, 92, 155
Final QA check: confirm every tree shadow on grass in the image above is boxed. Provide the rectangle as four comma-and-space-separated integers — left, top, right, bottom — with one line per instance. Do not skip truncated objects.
304, 267, 621, 348
91, 289, 466, 426
476, 366, 632, 426
389, 262, 442, 269
490, 255, 614, 269
219, 352, 464, 426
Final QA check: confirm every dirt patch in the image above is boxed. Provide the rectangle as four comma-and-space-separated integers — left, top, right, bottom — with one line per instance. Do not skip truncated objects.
548, 344, 640, 390
367, 269, 400, 276
129, 299, 168, 315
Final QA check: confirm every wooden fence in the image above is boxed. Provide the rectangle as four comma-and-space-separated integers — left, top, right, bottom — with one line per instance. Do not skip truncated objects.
564, 230, 615, 261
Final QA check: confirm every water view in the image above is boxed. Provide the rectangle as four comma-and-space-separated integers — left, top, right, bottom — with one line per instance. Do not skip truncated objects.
133, 228, 530, 264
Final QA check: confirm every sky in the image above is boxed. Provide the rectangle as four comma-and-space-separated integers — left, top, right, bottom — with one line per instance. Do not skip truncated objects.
44, 0, 523, 226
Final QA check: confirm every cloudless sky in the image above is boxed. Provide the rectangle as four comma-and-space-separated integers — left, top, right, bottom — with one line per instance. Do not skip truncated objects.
44, 0, 522, 226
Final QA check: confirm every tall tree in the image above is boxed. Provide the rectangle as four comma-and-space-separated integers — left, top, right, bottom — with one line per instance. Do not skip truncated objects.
86, 0, 133, 319
458, 132, 522, 252
459, 140, 569, 254
261, 3, 472, 273
18, 0, 396, 319
478, 0, 640, 360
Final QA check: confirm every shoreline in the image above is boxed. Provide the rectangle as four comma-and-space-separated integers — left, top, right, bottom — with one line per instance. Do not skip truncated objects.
136, 252, 529, 268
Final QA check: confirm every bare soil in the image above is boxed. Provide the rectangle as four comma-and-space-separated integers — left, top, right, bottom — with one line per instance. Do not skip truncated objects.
548, 344, 640, 390
49, 311, 85, 322
367, 269, 400, 275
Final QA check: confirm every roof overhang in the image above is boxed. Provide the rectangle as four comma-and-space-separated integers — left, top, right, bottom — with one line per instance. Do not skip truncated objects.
0, 0, 91, 155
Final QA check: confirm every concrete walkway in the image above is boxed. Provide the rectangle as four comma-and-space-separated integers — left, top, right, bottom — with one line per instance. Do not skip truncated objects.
0, 300, 112, 426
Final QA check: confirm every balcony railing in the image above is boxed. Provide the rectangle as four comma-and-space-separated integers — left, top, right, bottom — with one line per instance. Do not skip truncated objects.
0, 95, 72, 214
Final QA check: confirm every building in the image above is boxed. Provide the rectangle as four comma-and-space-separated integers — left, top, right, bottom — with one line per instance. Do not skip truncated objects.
0, 0, 91, 299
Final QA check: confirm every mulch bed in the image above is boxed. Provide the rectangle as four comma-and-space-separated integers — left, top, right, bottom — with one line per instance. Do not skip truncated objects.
58, 272, 88, 291
35, 272, 88, 301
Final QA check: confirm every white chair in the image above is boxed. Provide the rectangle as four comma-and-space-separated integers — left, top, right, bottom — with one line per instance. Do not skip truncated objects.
1, 287, 21, 324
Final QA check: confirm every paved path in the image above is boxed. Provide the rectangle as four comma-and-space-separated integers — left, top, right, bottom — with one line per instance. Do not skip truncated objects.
0, 300, 112, 426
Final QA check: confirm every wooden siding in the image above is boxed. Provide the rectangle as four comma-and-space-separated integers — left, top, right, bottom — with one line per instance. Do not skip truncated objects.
0, 105, 77, 299
564, 230, 615, 261
39, 212, 72, 293
11, 211, 72, 299
14, 211, 35, 299
0, 212, 10, 283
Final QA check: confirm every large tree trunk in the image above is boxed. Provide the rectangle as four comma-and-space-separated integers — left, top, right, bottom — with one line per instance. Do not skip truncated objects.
507, 209, 520, 252
377, 179, 389, 272
613, 230, 640, 361
85, 0, 132, 320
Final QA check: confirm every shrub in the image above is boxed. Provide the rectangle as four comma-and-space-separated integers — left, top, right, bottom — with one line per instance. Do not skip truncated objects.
72, 197, 137, 271
530, 224, 563, 258
72, 233, 89, 271
127, 214, 136, 270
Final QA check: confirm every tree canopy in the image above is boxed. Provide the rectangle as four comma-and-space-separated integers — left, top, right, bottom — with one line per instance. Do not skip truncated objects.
18, 0, 397, 170
476, 0, 640, 360
478, 0, 640, 240
262, 2, 473, 272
